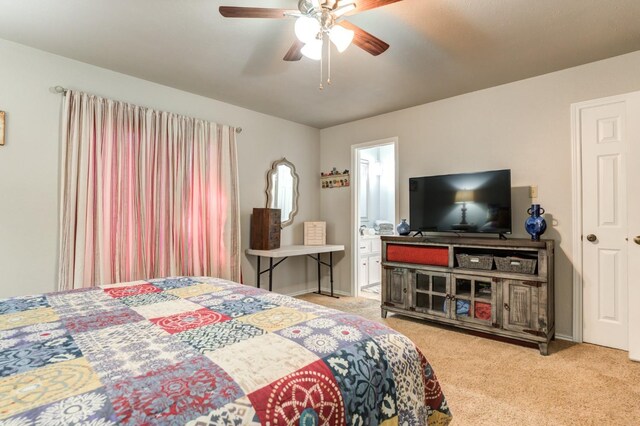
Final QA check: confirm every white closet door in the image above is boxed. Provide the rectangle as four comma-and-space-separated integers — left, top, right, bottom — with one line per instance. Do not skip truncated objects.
579, 92, 640, 355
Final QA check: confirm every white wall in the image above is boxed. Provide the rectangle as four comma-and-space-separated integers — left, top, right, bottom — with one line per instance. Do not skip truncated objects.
320, 50, 640, 338
0, 39, 321, 298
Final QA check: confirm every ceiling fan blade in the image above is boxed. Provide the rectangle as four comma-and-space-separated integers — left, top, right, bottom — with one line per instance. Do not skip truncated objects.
283, 40, 305, 61
346, 0, 402, 15
219, 6, 295, 19
338, 21, 389, 56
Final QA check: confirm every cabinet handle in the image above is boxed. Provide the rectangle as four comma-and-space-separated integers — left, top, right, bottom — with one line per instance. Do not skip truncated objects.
445, 294, 450, 300
504, 303, 510, 311
403, 288, 407, 294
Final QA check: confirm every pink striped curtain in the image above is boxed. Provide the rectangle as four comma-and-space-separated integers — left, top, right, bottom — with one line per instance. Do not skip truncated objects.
58, 91, 241, 290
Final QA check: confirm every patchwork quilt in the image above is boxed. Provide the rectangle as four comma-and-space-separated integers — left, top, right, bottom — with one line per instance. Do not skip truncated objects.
0, 277, 452, 425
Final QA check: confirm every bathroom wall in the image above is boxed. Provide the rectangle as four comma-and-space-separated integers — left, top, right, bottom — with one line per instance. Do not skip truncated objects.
358, 145, 395, 229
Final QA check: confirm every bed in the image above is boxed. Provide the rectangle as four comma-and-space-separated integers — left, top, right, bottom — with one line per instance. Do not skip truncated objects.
0, 277, 452, 425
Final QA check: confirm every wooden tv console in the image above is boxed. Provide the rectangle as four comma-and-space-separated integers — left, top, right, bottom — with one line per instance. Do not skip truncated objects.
380, 236, 554, 355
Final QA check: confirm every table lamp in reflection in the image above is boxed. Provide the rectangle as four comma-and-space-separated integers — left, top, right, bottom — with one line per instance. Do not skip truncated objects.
454, 189, 475, 228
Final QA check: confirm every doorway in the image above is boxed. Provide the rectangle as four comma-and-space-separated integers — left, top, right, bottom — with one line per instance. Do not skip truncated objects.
571, 91, 640, 361
351, 138, 398, 300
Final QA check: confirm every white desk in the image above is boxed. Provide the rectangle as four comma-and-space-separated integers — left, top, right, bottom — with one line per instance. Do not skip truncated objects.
246, 244, 345, 297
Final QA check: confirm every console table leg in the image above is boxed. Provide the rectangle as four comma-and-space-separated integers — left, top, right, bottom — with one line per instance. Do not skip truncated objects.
256, 257, 261, 289
381, 308, 388, 319
269, 258, 273, 292
539, 342, 549, 356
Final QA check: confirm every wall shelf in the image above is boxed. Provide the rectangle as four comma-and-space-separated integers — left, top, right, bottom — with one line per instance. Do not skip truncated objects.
321, 173, 350, 189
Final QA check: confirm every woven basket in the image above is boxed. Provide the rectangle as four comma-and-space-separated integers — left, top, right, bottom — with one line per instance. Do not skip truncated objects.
495, 256, 537, 274
456, 254, 494, 270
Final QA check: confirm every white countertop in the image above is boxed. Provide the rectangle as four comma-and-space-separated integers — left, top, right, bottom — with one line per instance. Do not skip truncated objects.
360, 234, 383, 239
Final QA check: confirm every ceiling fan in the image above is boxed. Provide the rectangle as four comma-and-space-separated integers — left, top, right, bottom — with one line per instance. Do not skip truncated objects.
219, 0, 402, 62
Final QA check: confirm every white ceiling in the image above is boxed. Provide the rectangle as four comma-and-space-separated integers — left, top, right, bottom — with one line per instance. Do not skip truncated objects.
1, 0, 640, 128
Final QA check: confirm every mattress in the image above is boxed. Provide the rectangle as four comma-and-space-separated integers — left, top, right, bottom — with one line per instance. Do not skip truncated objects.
0, 277, 452, 425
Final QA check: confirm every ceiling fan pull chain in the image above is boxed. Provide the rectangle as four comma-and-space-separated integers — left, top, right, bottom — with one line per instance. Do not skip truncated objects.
327, 37, 332, 85
319, 39, 324, 90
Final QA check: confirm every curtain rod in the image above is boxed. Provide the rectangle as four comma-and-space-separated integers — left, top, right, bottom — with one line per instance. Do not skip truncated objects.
51, 86, 242, 134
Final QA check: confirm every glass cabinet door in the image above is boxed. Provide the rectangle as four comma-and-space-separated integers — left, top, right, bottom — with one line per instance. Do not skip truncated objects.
451, 274, 496, 326
412, 271, 449, 318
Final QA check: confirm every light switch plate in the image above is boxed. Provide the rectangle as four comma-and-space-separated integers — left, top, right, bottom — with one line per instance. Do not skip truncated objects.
530, 185, 538, 199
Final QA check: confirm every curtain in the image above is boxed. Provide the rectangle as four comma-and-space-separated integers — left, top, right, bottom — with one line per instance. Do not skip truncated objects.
58, 91, 241, 290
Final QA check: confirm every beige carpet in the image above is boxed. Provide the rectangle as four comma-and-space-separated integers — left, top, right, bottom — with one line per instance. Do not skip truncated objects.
298, 294, 640, 425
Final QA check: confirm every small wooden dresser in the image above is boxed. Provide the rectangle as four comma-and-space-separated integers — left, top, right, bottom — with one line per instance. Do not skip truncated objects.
250, 208, 281, 250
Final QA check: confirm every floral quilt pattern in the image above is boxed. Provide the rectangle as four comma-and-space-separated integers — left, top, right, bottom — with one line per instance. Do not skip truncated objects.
0, 277, 452, 425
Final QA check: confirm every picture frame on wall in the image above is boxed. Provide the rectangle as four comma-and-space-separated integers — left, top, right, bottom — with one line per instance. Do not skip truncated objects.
0, 111, 5, 146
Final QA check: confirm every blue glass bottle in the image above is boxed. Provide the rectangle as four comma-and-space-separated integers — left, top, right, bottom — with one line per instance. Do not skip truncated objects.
525, 204, 547, 241
397, 219, 410, 235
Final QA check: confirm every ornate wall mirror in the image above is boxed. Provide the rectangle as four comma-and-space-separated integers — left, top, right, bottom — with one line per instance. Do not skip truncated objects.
266, 157, 299, 227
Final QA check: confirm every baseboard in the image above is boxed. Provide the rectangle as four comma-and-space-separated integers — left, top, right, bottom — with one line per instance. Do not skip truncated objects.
285, 288, 353, 297
284, 289, 318, 297
319, 289, 352, 297
554, 333, 574, 342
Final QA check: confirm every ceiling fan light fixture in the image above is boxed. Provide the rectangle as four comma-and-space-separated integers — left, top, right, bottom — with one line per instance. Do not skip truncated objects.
219, 0, 399, 89
301, 39, 323, 60
329, 25, 354, 52
295, 16, 321, 43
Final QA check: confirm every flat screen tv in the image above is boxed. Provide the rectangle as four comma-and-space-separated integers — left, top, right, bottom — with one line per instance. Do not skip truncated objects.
409, 169, 512, 235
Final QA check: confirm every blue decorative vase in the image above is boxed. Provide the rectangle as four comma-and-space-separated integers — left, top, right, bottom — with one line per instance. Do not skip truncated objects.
525, 204, 547, 241
397, 219, 410, 236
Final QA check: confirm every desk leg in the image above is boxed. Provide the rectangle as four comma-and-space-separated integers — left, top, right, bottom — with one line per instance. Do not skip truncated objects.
317, 254, 321, 294
269, 258, 273, 292
256, 257, 261, 289
330, 252, 334, 297
312, 252, 339, 299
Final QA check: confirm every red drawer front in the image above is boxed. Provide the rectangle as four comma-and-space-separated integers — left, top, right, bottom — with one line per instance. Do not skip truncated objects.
386, 244, 449, 266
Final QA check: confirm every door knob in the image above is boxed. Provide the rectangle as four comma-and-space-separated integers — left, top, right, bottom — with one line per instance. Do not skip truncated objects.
634, 236, 640, 245
586, 234, 597, 242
